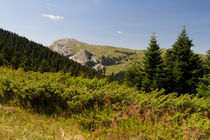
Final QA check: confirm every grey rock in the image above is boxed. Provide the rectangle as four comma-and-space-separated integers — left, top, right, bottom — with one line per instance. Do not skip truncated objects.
69, 50, 98, 67
53, 43, 73, 57
93, 64, 104, 71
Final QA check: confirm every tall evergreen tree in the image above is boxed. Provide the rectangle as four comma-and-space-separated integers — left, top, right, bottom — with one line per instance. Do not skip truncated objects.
141, 34, 164, 92
164, 27, 203, 94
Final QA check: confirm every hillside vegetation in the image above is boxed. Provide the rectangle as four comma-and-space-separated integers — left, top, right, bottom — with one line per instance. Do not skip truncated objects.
124, 29, 209, 95
50, 38, 146, 74
0, 28, 209, 139
50, 38, 205, 75
0, 28, 103, 78
0, 66, 209, 139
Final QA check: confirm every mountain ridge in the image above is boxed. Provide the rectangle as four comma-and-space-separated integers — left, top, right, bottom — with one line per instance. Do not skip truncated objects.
50, 38, 146, 74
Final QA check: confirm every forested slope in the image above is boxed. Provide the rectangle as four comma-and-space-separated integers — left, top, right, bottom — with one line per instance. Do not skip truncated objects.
0, 28, 102, 78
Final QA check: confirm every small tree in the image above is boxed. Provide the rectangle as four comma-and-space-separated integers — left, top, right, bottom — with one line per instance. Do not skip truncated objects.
165, 27, 203, 94
124, 62, 143, 90
141, 34, 164, 92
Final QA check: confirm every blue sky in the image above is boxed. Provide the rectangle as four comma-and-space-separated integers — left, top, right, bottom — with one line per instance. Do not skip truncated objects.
0, 0, 209, 53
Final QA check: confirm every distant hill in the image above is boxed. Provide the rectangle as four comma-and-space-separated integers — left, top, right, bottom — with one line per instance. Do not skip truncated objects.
0, 28, 103, 78
50, 38, 146, 74
50, 39, 206, 75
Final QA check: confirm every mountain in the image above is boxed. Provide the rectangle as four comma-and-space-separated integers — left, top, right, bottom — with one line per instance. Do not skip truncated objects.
50, 39, 207, 75
0, 28, 103, 78
50, 38, 146, 74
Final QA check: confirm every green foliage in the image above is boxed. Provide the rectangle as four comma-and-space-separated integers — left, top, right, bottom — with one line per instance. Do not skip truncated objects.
124, 28, 206, 95
204, 50, 210, 74
124, 62, 143, 89
0, 66, 137, 114
141, 34, 165, 92
0, 28, 103, 78
0, 67, 209, 139
197, 50, 210, 97
197, 74, 210, 97
124, 35, 165, 92
76, 90, 210, 139
164, 27, 203, 94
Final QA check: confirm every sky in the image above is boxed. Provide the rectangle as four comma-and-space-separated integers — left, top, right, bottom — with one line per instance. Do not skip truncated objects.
0, 0, 210, 54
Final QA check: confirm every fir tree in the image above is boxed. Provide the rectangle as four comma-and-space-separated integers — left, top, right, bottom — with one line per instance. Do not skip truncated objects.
203, 50, 210, 75
124, 62, 143, 90
197, 50, 210, 97
165, 27, 203, 94
141, 34, 164, 92
0, 28, 105, 79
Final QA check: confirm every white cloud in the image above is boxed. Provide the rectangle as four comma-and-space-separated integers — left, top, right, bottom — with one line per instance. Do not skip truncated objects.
117, 31, 122, 35
42, 14, 64, 21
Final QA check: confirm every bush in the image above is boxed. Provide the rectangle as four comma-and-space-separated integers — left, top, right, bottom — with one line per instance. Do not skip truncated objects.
0, 66, 138, 114
0, 66, 209, 138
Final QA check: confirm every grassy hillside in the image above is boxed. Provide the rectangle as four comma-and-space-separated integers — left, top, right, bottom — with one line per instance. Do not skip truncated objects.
0, 67, 209, 139
50, 38, 139, 58
50, 39, 146, 74
0, 106, 86, 139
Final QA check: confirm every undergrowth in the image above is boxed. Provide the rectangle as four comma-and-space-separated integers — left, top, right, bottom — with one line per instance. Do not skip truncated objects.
0, 66, 209, 139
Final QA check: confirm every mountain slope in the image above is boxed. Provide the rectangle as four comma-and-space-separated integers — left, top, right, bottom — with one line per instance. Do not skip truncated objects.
0, 28, 102, 78
50, 38, 146, 74
50, 39, 206, 75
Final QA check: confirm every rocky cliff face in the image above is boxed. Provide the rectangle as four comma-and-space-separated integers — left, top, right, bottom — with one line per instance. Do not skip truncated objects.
70, 50, 97, 67
69, 50, 104, 70
50, 40, 104, 71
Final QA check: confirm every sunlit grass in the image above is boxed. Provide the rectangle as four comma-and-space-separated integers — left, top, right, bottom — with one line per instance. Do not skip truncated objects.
0, 106, 86, 140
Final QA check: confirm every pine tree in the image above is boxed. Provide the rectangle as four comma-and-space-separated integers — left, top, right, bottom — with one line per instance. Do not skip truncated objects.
38, 59, 50, 73
165, 27, 203, 94
0, 28, 104, 79
197, 50, 210, 97
203, 50, 210, 75
124, 62, 143, 90
141, 34, 164, 92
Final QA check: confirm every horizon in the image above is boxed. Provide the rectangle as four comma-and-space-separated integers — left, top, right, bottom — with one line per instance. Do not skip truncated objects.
0, 0, 209, 54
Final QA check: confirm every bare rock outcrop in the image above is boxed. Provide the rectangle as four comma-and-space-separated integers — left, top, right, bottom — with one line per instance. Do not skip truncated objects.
69, 50, 104, 71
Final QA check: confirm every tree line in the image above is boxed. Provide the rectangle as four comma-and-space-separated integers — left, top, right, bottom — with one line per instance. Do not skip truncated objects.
0, 28, 104, 78
125, 27, 209, 96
